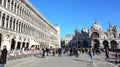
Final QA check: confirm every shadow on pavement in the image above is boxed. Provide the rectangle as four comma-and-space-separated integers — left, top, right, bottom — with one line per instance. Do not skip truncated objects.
34, 55, 43, 58
108, 60, 120, 65
72, 59, 91, 63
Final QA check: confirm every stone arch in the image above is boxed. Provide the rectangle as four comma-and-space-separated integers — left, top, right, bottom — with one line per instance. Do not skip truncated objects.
26, 42, 29, 49
22, 42, 25, 48
91, 32, 99, 38
110, 40, 117, 51
16, 42, 21, 50
11, 38, 16, 50
93, 39, 100, 49
103, 40, 109, 49
83, 40, 88, 48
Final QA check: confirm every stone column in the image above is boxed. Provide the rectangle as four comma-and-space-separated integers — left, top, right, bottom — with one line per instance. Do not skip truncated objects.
6, 0, 8, 8
4, 14, 7, 28
20, 42, 23, 50
24, 42, 27, 48
26, 11, 28, 21
14, 41, 18, 50
12, 1, 15, 12
16, 4, 18, 14
15, 20, 17, 32
21, 23, 23, 33
7, 16, 10, 29
1, 0, 4, 6
23, 24, 25, 34
27, 26, 29, 35
25, 25, 27, 34
25, 25, 27, 35
9, 0, 12, 10
108, 40, 111, 49
1, 35, 11, 51
21, 7, 23, 17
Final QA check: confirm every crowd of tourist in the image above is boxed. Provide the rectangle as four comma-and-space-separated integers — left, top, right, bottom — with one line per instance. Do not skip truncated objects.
0, 45, 120, 67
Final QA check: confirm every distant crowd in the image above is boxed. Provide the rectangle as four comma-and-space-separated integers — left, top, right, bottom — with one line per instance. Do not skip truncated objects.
0, 46, 120, 67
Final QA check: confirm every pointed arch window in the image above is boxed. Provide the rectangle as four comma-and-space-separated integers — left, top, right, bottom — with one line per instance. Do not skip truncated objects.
4, 0, 6, 7
13, 19, 15, 30
7, 0, 10, 9
10, 17, 12, 30
2, 14, 5, 27
14, 3, 17, 12
11, 0, 13, 11
6, 16, 9, 28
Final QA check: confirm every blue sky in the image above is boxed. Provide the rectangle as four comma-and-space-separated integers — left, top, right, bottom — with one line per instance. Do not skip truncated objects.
29, 0, 120, 38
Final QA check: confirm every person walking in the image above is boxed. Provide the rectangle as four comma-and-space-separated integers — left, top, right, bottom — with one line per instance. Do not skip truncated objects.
46, 48, 49, 56
75, 48, 78, 58
58, 48, 62, 56
0, 46, 8, 67
88, 47, 94, 63
42, 48, 45, 58
52, 49, 55, 56
105, 48, 109, 61
69, 48, 72, 56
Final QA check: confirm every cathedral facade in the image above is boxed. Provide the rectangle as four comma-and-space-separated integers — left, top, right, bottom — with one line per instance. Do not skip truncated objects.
69, 21, 120, 50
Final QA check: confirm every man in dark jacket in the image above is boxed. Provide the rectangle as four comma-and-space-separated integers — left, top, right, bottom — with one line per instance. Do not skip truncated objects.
0, 46, 8, 67
42, 48, 45, 58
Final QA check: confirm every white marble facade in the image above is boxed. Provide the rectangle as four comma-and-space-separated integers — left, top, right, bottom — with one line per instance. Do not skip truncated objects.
74, 21, 120, 50
0, 0, 60, 51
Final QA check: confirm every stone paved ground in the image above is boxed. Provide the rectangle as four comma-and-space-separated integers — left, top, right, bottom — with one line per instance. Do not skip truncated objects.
6, 52, 119, 67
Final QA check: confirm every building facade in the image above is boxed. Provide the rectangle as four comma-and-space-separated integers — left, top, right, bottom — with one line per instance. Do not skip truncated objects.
67, 21, 120, 50
0, 0, 60, 51
64, 34, 74, 46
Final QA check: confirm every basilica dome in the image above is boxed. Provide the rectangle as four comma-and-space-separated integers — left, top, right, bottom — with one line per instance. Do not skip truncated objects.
81, 27, 88, 34
91, 21, 102, 31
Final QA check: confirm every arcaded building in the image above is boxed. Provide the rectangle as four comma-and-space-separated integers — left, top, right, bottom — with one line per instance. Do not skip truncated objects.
68, 21, 120, 50
0, 0, 60, 51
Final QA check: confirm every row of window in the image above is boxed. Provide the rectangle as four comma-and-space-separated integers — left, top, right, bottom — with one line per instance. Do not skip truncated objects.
0, 0, 58, 45
0, 11, 58, 45
0, 12, 46, 39
0, 0, 57, 35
